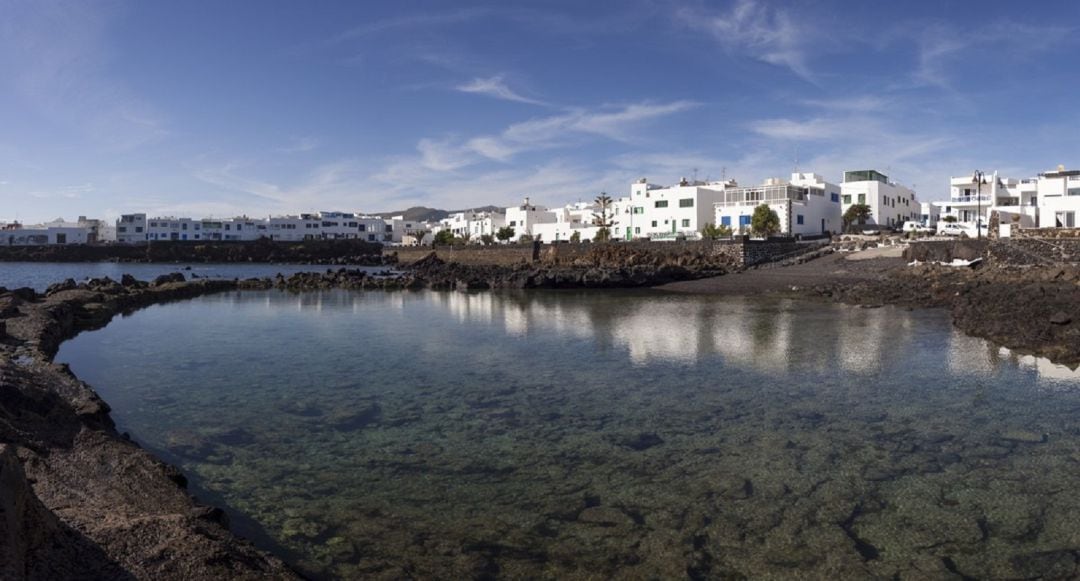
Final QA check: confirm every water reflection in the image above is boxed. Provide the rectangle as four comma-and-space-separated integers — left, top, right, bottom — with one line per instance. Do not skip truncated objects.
56, 290, 1080, 579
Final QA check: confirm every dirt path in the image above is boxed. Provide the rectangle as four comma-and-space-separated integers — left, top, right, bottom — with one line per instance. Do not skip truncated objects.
658, 251, 907, 295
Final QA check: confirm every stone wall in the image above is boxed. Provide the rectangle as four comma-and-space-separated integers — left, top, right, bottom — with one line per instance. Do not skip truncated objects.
988, 239, 1080, 266
1012, 227, 1080, 239
389, 238, 811, 268
905, 240, 989, 263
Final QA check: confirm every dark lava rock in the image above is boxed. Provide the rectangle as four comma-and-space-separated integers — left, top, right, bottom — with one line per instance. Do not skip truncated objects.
327, 402, 382, 431
620, 432, 665, 451
151, 272, 186, 286
1049, 311, 1072, 325
45, 279, 78, 295
11, 287, 37, 301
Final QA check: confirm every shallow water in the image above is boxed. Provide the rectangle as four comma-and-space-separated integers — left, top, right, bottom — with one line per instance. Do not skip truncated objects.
56, 290, 1080, 579
0, 262, 384, 292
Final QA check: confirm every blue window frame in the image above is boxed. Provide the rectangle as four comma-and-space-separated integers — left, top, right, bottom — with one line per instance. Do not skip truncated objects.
739, 215, 751, 226
721, 216, 731, 226
830, 192, 840, 203
797, 215, 804, 225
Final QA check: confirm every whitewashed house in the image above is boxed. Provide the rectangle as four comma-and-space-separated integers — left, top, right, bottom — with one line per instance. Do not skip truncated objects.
504, 198, 554, 241
1034, 166, 1080, 228
116, 214, 148, 243
629, 178, 731, 240
714, 172, 841, 236
840, 170, 919, 229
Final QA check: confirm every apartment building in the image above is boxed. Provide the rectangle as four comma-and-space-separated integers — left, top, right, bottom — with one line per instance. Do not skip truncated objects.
840, 170, 919, 229
628, 178, 731, 240
714, 172, 842, 236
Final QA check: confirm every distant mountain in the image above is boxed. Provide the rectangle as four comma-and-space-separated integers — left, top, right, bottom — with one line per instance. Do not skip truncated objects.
370, 205, 503, 223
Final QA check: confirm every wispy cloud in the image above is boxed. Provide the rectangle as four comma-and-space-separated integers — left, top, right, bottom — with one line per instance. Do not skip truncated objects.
456, 75, 547, 106
677, 0, 815, 81
278, 136, 321, 153
800, 96, 888, 113
0, 1, 168, 150
911, 21, 1074, 91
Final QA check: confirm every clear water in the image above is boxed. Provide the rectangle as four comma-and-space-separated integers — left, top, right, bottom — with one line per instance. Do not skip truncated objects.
0, 262, 386, 292
56, 290, 1080, 579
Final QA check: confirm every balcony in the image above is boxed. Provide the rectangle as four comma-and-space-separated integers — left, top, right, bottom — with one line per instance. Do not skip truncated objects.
949, 194, 992, 204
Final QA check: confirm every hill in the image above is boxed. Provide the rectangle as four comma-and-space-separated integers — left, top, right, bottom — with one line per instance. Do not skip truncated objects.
370, 205, 503, 223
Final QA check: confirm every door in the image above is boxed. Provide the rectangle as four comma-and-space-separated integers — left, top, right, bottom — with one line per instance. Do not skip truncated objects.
821, 218, 826, 234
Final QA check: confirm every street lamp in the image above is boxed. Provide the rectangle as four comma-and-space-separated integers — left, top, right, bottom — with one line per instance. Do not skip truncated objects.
972, 170, 986, 240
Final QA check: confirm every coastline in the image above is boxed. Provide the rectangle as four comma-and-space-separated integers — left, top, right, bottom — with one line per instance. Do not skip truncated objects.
3, 246, 1077, 578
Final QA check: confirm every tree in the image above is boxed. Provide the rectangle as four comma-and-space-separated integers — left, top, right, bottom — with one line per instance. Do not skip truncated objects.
433, 230, 454, 245
480, 234, 495, 245
700, 222, 732, 240
942, 215, 958, 223
751, 204, 781, 237
519, 233, 534, 243
569, 231, 581, 243
592, 192, 613, 242
843, 204, 872, 232
495, 226, 516, 243
411, 229, 429, 246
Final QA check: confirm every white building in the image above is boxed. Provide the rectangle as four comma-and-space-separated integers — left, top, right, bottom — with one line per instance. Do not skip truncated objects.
116, 214, 148, 243
919, 202, 942, 228
629, 178, 731, 240
714, 172, 842, 237
840, 170, 919, 229
504, 198, 554, 242
467, 211, 507, 240
1034, 166, 1080, 228
1, 221, 94, 245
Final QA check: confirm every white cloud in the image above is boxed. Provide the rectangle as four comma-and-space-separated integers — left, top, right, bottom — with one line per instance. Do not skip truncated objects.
800, 96, 888, 113
456, 75, 547, 106
749, 117, 855, 141
677, 0, 814, 81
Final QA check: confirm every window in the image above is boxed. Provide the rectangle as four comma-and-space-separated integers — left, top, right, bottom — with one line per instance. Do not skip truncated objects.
633, 207, 644, 214
679, 198, 694, 208
385, 225, 393, 232
368, 234, 376, 241
135, 227, 143, 233
118, 226, 127, 233
796, 215, 804, 225
509, 221, 517, 227
634, 227, 640, 233
739, 216, 751, 226
681, 219, 690, 227
721, 216, 731, 226
181, 223, 188, 230
655, 200, 668, 208
831, 193, 840, 203
359, 224, 366, 231
842, 194, 851, 204
1068, 188, 1080, 196
857, 194, 866, 204
651, 221, 657, 227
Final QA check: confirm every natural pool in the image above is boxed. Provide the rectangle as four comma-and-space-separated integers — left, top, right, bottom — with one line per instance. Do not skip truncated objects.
56, 290, 1080, 579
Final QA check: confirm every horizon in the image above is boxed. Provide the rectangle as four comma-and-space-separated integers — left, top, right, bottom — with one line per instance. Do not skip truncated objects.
4, 0, 1080, 223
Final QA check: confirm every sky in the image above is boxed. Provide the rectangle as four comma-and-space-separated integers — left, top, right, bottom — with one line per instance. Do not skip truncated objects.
3, 0, 1080, 223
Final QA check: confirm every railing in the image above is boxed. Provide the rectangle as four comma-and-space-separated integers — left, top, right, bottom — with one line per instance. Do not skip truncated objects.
949, 195, 992, 203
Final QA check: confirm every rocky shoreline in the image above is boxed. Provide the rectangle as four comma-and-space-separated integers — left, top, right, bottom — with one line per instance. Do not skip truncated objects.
0, 238, 387, 266
3, 240, 1078, 578
1, 277, 300, 580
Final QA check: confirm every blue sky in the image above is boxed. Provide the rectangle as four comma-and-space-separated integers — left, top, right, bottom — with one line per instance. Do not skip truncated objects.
3, 0, 1080, 223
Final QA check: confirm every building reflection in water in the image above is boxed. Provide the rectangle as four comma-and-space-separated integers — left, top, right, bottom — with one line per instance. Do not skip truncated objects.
237, 289, 1078, 386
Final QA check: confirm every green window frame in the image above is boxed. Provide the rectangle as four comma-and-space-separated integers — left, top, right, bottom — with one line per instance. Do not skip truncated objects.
679, 198, 694, 208
655, 200, 668, 208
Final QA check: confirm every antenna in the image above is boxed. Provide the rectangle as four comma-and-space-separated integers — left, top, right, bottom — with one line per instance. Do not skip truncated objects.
794, 147, 799, 173
692, 167, 699, 182
721, 166, 727, 181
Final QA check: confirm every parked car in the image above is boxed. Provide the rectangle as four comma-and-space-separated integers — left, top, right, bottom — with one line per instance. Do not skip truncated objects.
938, 222, 988, 237
901, 221, 934, 234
